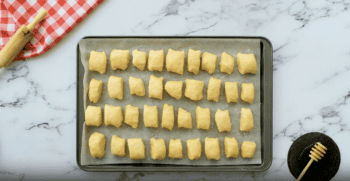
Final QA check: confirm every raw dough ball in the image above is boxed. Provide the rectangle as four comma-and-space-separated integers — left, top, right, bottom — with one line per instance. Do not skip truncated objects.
150, 138, 166, 161
148, 50, 164, 72
161, 104, 175, 130
164, 80, 183, 100
220, 52, 235, 74
107, 76, 123, 100
110, 49, 130, 70
178, 107, 193, 129
89, 78, 104, 103
202, 52, 218, 74
148, 75, 164, 100
215, 109, 232, 132
104, 104, 123, 128
143, 105, 159, 128
241, 83, 255, 104
187, 49, 201, 75
166, 49, 185, 74
224, 137, 239, 158
241, 141, 256, 158
124, 104, 139, 129
237, 53, 257, 75
184, 79, 204, 101
187, 138, 201, 160
168, 139, 183, 159
225, 82, 238, 103
85, 106, 102, 127
195, 106, 210, 130
205, 137, 220, 160
89, 132, 106, 158
240, 107, 254, 131
207, 77, 222, 102
129, 76, 145, 97
111, 135, 126, 157
132, 49, 147, 70
89, 51, 107, 74
127, 138, 145, 160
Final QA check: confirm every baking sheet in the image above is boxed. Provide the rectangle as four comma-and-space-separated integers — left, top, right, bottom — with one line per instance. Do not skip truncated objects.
79, 38, 261, 166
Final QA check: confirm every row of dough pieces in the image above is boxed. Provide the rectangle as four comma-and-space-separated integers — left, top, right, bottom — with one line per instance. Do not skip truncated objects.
89, 75, 255, 104
89, 133, 257, 161
85, 104, 254, 132
89, 49, 257, 75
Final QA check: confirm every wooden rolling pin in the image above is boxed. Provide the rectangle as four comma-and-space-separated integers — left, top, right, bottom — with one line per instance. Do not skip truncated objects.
0, 9, 47, 68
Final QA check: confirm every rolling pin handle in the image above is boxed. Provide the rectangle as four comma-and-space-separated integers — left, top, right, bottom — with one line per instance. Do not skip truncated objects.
27, 9, 48, 31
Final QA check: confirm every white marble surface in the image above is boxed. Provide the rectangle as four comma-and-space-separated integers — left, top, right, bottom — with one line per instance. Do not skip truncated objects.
0, 0, 349, 180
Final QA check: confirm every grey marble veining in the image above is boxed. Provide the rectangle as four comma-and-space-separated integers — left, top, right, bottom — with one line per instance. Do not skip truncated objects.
0, 0, 350, 180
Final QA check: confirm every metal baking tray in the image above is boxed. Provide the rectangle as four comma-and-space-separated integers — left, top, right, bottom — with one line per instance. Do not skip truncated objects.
76, 36, 273, 172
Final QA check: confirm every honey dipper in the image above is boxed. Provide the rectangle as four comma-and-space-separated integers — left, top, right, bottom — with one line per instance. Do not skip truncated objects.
0, 9, 47, 68
297, 142, 327, 181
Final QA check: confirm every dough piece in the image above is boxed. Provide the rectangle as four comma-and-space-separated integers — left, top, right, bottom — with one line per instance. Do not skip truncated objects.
241, 83, 255, 104
225, 82, 239, 103
132, 49, 147, 70
111, 135, 126, 157
205, 137, 220, 160
224, 137, 239, 158
161, 104, 175, 130
107, 76, 123, 100
164, 81, 183, 100
148, 50, 164, 72
187, 49, 201, 75
88, 78, 104, 103
168, 139, 183, 159
124, 105, 139, 128
178, 108, 193, 129
129, 76, 145, 97
89, 51, 107, 74
127, 138, 145, 160
215, 109, 232, 132
150, 138, 166, 161
104, 104, 123, 128
89, 132, 106, 158
207, 77, 222, 102
143, 105, 159, 128
202, 52, 218, 74
195, 106, 210, 130
240, 107, 254, 131
220, 52, 235, 74
166, 49, 185, 74
237, 53, 257, 75
148, 75, 164, 100
184, 79, 204, 101
110, 49, 130, 70
187, 138, 201, 160
85, 106, 102, 127
241, 141, 256, 158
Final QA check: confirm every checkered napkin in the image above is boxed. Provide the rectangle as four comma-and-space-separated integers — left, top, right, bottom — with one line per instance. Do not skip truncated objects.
0, 0, 103, 61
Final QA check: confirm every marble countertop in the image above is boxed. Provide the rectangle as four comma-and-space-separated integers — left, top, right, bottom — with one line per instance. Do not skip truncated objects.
1, 0, 349, 180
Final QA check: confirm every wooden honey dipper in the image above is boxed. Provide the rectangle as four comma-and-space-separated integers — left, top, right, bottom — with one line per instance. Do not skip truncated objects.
0, 9, 47, 68
297, 142, 327, 181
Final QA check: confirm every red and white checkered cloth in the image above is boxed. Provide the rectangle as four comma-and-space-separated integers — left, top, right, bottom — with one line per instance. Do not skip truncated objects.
0, 0, 103, 61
